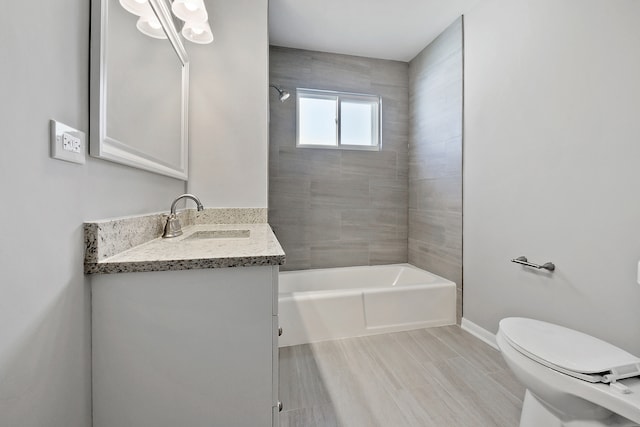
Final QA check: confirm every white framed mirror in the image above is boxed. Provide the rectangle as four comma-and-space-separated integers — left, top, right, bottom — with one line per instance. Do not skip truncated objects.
90, 0, 189, 180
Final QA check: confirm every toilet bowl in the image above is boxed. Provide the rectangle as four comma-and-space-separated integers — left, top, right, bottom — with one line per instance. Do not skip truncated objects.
496, 317, 640, 427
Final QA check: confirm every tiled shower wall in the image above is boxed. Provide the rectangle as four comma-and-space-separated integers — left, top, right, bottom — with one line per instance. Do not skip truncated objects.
408, 18, 464, 321
269, 46, 409, 271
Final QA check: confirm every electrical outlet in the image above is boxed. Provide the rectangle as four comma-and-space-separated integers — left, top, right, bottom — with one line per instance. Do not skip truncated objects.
50, 120, 86, 164
71, 138, 81, 153
62, 132, 82, 153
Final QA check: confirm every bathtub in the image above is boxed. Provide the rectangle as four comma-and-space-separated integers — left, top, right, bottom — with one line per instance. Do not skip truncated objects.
278, 263, 456, 347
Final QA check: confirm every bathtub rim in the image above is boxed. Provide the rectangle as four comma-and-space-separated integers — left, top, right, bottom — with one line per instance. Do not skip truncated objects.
278, 262, 456, 299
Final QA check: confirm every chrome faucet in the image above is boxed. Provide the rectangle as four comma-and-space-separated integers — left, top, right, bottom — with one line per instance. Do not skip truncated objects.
162, 194, 204, 238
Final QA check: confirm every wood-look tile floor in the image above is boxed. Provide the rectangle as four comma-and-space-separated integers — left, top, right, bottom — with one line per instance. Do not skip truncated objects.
279, 326, 525, 427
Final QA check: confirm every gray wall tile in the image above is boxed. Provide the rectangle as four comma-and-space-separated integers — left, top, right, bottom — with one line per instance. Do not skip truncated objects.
408, 18, 464, 321
310, 242, 371, 269
340, 150, 398, 179
269, 177, 311, 209
269, 46, 409, 271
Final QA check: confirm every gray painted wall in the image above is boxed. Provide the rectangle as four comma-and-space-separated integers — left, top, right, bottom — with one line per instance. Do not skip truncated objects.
464, 0, 640, 354
0, 0, 185, 425
269, 47, 409, 271
408, 18, 464, 322
0, 0, 269, 424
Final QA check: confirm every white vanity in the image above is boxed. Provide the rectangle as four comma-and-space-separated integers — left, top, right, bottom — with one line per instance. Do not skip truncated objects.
87, 0, 283, 423
85, 210, 285, 427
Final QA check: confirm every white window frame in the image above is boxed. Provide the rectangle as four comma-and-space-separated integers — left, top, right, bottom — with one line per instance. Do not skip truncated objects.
296, 88, 382, 151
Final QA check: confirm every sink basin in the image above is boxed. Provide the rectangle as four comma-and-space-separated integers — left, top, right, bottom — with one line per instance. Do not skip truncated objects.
184, 229, 250, 240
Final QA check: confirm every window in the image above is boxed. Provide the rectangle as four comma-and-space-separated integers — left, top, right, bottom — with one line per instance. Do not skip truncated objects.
296, 88, 381, 151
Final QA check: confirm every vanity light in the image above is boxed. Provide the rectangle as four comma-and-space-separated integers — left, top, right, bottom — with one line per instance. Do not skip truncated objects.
120, 0, 214, 45
181, 21, 214, 44
136, 15, 168, 39
171, 0, 208, 23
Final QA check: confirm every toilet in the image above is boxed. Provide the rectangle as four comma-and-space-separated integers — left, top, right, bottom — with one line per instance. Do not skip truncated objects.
496, 317, 640, 427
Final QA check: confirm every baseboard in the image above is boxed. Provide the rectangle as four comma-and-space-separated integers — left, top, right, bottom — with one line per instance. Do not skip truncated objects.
460, 317, 499, 351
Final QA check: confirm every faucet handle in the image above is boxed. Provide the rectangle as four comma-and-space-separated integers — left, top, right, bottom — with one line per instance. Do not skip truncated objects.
162, 213, 183, 238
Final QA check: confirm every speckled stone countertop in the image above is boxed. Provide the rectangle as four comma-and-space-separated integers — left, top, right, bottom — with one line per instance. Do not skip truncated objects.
84, 208, 285, 274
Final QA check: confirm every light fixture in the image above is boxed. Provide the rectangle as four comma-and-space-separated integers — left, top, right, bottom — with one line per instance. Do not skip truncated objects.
136, 15, 167, 39
119, 0, 154, 17
270, 84, 290, 102
120, 0, 214, 45
171, 0, 208, 23
182, 21, 214, 44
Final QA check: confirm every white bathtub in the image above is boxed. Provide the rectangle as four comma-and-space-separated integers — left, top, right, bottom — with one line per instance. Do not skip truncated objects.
278, 263, 456, 347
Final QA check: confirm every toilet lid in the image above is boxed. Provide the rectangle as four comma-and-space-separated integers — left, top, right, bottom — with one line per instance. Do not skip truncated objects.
499, 318, 640, 378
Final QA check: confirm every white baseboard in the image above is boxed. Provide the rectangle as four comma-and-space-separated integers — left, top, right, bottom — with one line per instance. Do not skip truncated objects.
460, 317, 499, 351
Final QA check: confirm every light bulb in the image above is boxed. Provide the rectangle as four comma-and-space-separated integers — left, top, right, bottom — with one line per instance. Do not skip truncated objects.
136, 16, 168, 39
120, 0, 154, 17
171, 0, 208, 23
181, 21, 213, 44
184, 0, 199, 11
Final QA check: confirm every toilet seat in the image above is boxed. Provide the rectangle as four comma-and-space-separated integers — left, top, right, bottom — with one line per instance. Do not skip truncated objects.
500, 318, 640, 384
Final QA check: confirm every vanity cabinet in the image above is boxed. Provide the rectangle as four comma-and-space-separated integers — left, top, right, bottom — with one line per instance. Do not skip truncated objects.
91, 265, 280, 427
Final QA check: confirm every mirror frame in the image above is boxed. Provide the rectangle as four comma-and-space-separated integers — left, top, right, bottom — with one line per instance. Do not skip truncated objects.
90, 0, 190, 180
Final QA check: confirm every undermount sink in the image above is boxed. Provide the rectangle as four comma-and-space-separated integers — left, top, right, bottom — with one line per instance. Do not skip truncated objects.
184, 229, 251, 240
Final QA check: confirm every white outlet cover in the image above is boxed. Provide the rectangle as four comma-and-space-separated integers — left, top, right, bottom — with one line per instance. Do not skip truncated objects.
50, 119, 86, 164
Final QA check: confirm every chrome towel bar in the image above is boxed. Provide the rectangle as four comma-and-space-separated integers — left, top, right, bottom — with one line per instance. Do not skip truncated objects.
511, 256, 555, 272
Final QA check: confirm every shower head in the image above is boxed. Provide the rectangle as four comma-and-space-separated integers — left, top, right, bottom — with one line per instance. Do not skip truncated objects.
269, 84, 290, 102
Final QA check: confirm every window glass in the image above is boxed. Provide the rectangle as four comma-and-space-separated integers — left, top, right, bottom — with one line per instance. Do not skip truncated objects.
341, 101, 374, 146
296, 88, 380, 151
298, 96, 337, 146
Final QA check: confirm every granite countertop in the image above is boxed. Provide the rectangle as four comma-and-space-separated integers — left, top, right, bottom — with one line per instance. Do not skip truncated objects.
84, 209, 285, 274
